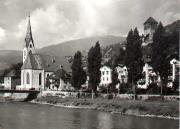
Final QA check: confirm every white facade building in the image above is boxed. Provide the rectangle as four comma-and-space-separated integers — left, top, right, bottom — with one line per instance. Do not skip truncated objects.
170, 58, 180, 82
100, 66, 112, 86
48, 66, 71, 91
4, 70, 20, 90
137, 63, 157, 89
116, 64, 128, 84
4, 77, 12, 89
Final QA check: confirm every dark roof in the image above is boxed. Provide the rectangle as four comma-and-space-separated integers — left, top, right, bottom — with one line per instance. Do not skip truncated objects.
41, 55, 59, 72
21, 52, 59, 72
21, 52, 44, 70
117, 64, 125, 67
0, 70, 4, 77
4, 70, 16, 77
49, 68, 69, 80
144, 17, 158, 25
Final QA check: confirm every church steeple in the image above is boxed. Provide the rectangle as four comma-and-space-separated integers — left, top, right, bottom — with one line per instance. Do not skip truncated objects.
25, 15, 34, 48
23, 14, 35, 63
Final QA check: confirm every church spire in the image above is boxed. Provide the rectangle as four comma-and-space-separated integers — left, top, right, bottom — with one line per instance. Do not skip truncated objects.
25, 14, 34, 48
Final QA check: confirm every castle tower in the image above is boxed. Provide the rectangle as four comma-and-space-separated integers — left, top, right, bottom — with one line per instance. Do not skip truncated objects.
144, 17, 158, 40
23, 15, 35, 63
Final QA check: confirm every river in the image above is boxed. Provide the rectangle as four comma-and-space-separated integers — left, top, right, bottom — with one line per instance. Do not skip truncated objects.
0, 102, 178, 129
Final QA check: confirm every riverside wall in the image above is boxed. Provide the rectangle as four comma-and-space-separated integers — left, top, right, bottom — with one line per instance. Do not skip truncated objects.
40, 91, 179, 101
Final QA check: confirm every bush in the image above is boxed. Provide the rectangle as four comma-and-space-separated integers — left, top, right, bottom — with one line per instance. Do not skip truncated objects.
120, 83, 130, 94
146, 83, 159, 94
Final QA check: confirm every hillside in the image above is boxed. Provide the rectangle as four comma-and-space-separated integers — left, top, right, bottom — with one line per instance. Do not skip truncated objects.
38, 35, 125, 57
165, 20, 180, 33
0, 19, 178, 72
0, 50, 22, 70
0, 35, 125, 71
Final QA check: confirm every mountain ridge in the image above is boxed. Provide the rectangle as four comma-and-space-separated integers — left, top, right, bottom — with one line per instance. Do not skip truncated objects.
0, 35, 125, 71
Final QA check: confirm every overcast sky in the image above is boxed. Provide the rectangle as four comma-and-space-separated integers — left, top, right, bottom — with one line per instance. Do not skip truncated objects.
0, 0, 179, 50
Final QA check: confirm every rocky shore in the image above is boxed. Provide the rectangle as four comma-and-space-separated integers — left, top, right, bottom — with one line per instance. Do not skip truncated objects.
32, 96, 179, 120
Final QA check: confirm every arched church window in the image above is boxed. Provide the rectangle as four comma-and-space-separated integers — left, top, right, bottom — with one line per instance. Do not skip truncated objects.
26, 72, 30, 84
39, 73, 42, 85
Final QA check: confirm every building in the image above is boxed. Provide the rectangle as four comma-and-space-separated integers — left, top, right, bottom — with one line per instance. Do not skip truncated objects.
19, 16, 60, 90
143, 17, 158, 40
115, 64, 128, 84
170, 58, 180, 82
142, 17, 158, 62
140, 17, 158, 89
138, 63, 157, 89
4, 70, 20, 90
48, 66, 71, 91
100, 65, 112, 86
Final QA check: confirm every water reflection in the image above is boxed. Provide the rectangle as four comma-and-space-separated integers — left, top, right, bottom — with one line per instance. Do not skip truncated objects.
97, 112, 113, 129
0, 102, 178, 129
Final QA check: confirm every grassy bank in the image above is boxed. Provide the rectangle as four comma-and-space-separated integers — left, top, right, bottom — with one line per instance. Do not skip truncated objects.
34, 96, 179, 119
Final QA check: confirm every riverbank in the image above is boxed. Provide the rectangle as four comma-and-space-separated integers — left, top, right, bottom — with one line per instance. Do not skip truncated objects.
32, 96, 179, 120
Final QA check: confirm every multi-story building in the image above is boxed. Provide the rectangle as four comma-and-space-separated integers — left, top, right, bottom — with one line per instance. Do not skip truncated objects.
100, 65, 112, 87
116, 64, 128, 84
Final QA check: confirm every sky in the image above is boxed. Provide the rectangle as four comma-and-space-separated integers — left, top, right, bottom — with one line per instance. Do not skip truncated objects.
0, 0, 179, 50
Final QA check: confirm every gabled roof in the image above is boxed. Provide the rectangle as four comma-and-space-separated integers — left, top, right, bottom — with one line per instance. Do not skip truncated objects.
144, 17, 158, 25
49, 68, 69, 81
100, 65, 112, 70
4, 69, 17, 77
21, 52, 43, 70
21, 52, 60, 72
41, 55, 59, 72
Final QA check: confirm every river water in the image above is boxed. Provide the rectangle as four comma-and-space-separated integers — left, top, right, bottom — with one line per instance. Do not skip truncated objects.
0, 102, 178, 129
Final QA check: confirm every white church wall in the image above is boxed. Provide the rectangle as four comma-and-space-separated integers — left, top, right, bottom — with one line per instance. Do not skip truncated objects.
21, 69, 33, 90
32, 70, 45, 90
20, 69, 44, 90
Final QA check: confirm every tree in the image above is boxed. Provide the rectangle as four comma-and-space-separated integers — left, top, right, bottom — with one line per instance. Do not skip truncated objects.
151, 22, 171, 96
111, 67, 119, 94
125, 28, 143, 84
71, 51, 87, 90
113, 47, 126, 66
88, 41, 102, 97
125, 28, 143, 99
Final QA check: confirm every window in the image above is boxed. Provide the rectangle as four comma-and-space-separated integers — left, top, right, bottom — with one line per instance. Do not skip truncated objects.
107, 77, 108, 81
102, 71, 105, 75
39, 73, 42, 85
103, 77, 104, 81
106, 71, 109, 75
26, 72, 30, 84
30, 44, 32, 48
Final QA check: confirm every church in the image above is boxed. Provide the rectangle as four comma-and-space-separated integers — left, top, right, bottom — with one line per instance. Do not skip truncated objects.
19, 16, 66, 91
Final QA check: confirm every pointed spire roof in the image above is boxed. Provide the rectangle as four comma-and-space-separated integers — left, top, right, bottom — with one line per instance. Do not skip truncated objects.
25, 15, 34, 48
144, 17, 158, 25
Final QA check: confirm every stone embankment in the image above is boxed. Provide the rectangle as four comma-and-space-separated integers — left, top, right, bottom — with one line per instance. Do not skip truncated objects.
32, 96, 179, 120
